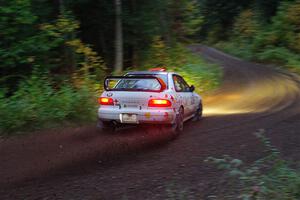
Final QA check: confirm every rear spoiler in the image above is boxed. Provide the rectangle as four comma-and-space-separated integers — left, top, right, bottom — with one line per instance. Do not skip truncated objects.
104, 75, 167, 92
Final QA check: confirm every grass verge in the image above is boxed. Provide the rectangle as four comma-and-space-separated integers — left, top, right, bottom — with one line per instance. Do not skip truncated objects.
141, 42, 222, 94
215, 41, 300, 75
205, 130, 300, 200
0, 75, 98, 136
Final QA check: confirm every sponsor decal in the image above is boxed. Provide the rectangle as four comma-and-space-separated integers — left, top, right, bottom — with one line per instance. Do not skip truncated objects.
145, 112, 151, 119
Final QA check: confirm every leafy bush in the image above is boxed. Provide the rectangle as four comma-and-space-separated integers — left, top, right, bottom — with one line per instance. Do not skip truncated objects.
205, 130, 300, 200
142, 38, 222, 93
233, 10, 259, 41
0, 11, 107, 135
213, 1, 300, 75
0, 75, 97, 135
217, 40, 300, 74
215, 41, 255, 61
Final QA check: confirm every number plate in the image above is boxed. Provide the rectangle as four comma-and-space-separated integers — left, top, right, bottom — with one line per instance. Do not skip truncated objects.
121, 114, 138, 123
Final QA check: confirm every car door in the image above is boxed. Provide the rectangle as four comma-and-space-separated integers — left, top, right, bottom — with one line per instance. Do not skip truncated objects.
180, 76, 196, 117
172, 75, 193, 118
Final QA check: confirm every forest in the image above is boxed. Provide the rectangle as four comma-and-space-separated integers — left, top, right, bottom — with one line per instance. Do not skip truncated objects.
1, 0, 299, 133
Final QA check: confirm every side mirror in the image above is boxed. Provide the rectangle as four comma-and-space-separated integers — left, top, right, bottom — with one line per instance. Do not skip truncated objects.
190, 85, 195, 92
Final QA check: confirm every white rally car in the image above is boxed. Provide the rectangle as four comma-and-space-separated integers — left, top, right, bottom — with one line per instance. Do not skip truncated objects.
97, 68, 202, 135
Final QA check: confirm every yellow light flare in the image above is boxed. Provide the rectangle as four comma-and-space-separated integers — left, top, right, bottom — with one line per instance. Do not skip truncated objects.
203, 75, 299, 116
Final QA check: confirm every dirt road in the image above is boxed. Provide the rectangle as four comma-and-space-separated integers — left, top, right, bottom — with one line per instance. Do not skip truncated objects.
1, 46, 300, 199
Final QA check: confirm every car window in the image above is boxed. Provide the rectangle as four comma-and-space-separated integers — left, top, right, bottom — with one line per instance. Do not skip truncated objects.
155, 74, 168, 87
173, 75, 190, 92
181, 77, 191, 91
115, 79, 161, 90
126, 74, 168, 88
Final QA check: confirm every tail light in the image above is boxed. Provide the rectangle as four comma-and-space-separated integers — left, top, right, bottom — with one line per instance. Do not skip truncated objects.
98, 97, 114, 105
148, 99, 172, 107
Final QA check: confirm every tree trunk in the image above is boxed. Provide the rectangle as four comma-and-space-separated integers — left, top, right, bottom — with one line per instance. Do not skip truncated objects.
59, 0, 76, 73
59, 0, 65, 15
160, 6, 171, 47
114, 0, 123, 74
130, 0, 138, 68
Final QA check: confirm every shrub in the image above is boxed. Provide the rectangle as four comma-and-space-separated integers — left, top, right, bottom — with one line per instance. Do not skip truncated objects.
0, 75, 97, 135
205, 130, 300, 200
215, 41, 255, 61
233, 10, 259, 41
216, 1, 300, 75
143, 39, 222, 93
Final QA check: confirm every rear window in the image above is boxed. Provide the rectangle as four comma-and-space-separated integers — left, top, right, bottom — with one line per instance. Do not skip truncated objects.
104, 75, 167, 92
115, 79, 161, 90
126, 74, 168, 87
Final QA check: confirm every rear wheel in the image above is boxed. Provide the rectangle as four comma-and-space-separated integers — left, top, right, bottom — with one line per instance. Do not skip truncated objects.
97, 120, 116, 132
169, 107, 184, 137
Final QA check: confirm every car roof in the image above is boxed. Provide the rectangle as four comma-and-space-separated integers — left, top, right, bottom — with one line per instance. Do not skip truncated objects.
126, 71, 179, 76
126, 71, 168, 75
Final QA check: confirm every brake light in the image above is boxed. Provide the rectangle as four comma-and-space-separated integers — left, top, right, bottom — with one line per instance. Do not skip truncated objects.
148, 99, 172, 107
98, 97, 114, 105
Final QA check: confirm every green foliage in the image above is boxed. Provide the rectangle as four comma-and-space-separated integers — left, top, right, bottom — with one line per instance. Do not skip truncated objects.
215, 41, 254, 61
0, 3, 107, 134
166, 183, 194, 200
0, 0, 215, 134
182, 0, 203, 37
40, 14, 106, 75
205, 130, 300, 200
0, 75, 97, 135
214, 1, 300, 75
66, 0, 202, 69
143, 38, 222, 93
66, 39, 106, 81
168, 0, 203, 42
0, 0, 48, 80
253, 0, 281, 22
0, 1, 106, 86
200, 0, 252, 41
233, 10, 259, 41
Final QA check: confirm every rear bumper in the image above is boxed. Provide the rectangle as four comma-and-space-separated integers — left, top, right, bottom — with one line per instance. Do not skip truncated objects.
98, 107, 176, 124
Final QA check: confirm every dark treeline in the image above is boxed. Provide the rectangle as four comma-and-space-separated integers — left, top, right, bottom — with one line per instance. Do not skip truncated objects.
1, 0, 298, 90
0, 0, 202, 90
70, 0, 202, 69
0, 0, 204, 133
199, 0, 282, 41
200, 0, 300, 74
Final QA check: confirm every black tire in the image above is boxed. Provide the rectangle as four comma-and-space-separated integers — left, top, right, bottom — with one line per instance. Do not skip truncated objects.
169, 107, 184, 137
97, 120, 116, 132
193, 103, 203, 121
